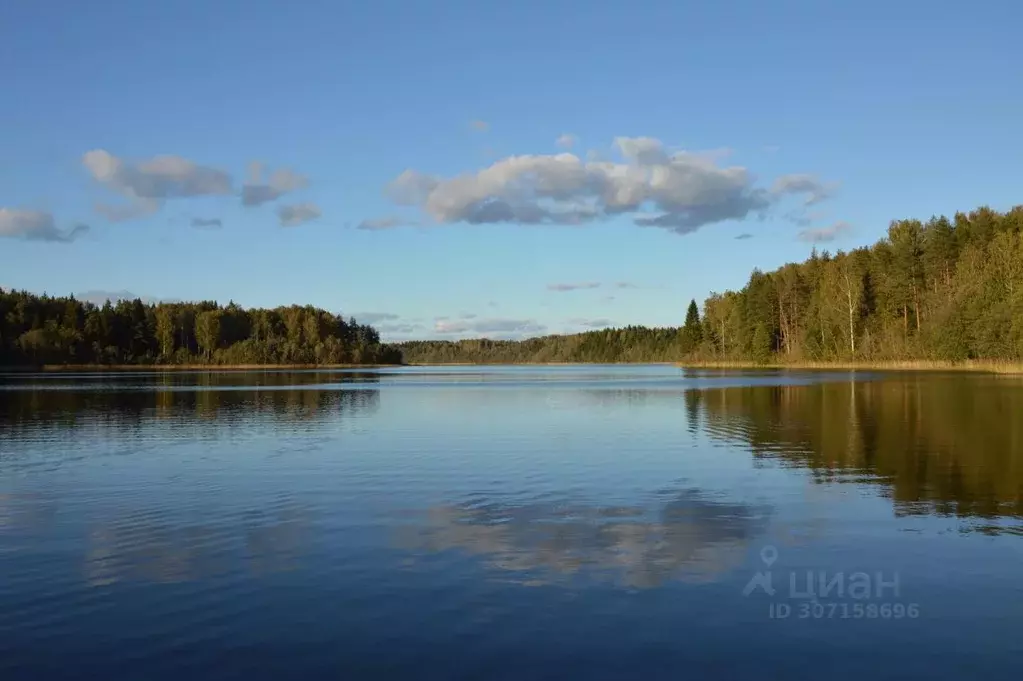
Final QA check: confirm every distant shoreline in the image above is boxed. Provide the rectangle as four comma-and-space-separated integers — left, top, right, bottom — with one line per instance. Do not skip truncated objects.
5, 361, 675, 372
1, 363, 404, 373
677, 360, 1023, 375
402, 362, 680, 366
3, 360, 1020, 375
395, 359, 1023, 375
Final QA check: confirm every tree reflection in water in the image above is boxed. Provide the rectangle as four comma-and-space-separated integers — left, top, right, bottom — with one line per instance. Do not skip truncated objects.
688, 376, 1023, 521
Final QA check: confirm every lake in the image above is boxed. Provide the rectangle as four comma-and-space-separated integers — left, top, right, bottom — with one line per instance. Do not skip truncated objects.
1, 365, 1021, 679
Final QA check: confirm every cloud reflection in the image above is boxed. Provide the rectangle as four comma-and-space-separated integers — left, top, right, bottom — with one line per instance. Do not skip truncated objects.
396, 488, 771, 588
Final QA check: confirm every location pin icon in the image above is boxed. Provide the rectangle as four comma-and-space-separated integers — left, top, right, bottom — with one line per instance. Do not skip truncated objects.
760, 545, 778, 567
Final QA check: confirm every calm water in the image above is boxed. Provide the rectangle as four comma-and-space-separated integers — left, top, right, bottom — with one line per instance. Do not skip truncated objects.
1, 365, 1021, 679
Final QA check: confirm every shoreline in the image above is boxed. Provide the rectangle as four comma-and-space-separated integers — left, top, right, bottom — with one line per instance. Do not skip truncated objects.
1, 363, 405, 373
401, 361, 680, 366
3, 360, 1021, 374
676, 359, 1023, 374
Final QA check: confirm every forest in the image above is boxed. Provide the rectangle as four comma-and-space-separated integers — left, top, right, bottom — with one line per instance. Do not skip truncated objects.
0, 292, 402, 366
399, 325, 700, 364
401, 204, 1023, 365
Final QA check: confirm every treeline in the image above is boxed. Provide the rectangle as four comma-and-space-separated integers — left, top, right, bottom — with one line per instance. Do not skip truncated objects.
0, 290, 402, 366
402, 204, 1023, 364
698, 204, 1023, 362
399, 321, 700, 364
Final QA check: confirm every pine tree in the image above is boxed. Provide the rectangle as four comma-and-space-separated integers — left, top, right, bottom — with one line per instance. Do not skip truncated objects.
681, 299, 703, 353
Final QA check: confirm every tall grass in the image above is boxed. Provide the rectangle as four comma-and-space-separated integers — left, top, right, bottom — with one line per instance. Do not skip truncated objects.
678, 359, 1023, 374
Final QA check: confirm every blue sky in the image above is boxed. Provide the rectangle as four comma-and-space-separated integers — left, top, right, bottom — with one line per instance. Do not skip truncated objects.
2, 0, 1021, 341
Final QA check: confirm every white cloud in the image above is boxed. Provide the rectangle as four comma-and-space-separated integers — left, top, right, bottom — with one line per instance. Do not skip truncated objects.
75, 290, 169, 305
568, 317, 615, 329
83, 149, 232, 201
357, 216, 416, 230
381, 136, 834, 235
614, 136, 669, 164
242, 162, 309, 206
697, 147, 734, 161
0, 208, 89, 242
771, 174, 835, 206
82, 151, 318, 223
352, 312, 400, 323
386, 169, 442, 206
537, 280, 645, 293
83, 149, 233, 222
95, 200, 159, 223
798, 221, 853, 243
377, 322, 421, 335
434, 317, 547, 337
277, 203, 321, 227
547, 282, 601, 292
434, 319, 471, 334
556, 133, 578, 149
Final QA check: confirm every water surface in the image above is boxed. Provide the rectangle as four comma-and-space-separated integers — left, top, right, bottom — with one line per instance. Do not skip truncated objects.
2, 366, 1021, 679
